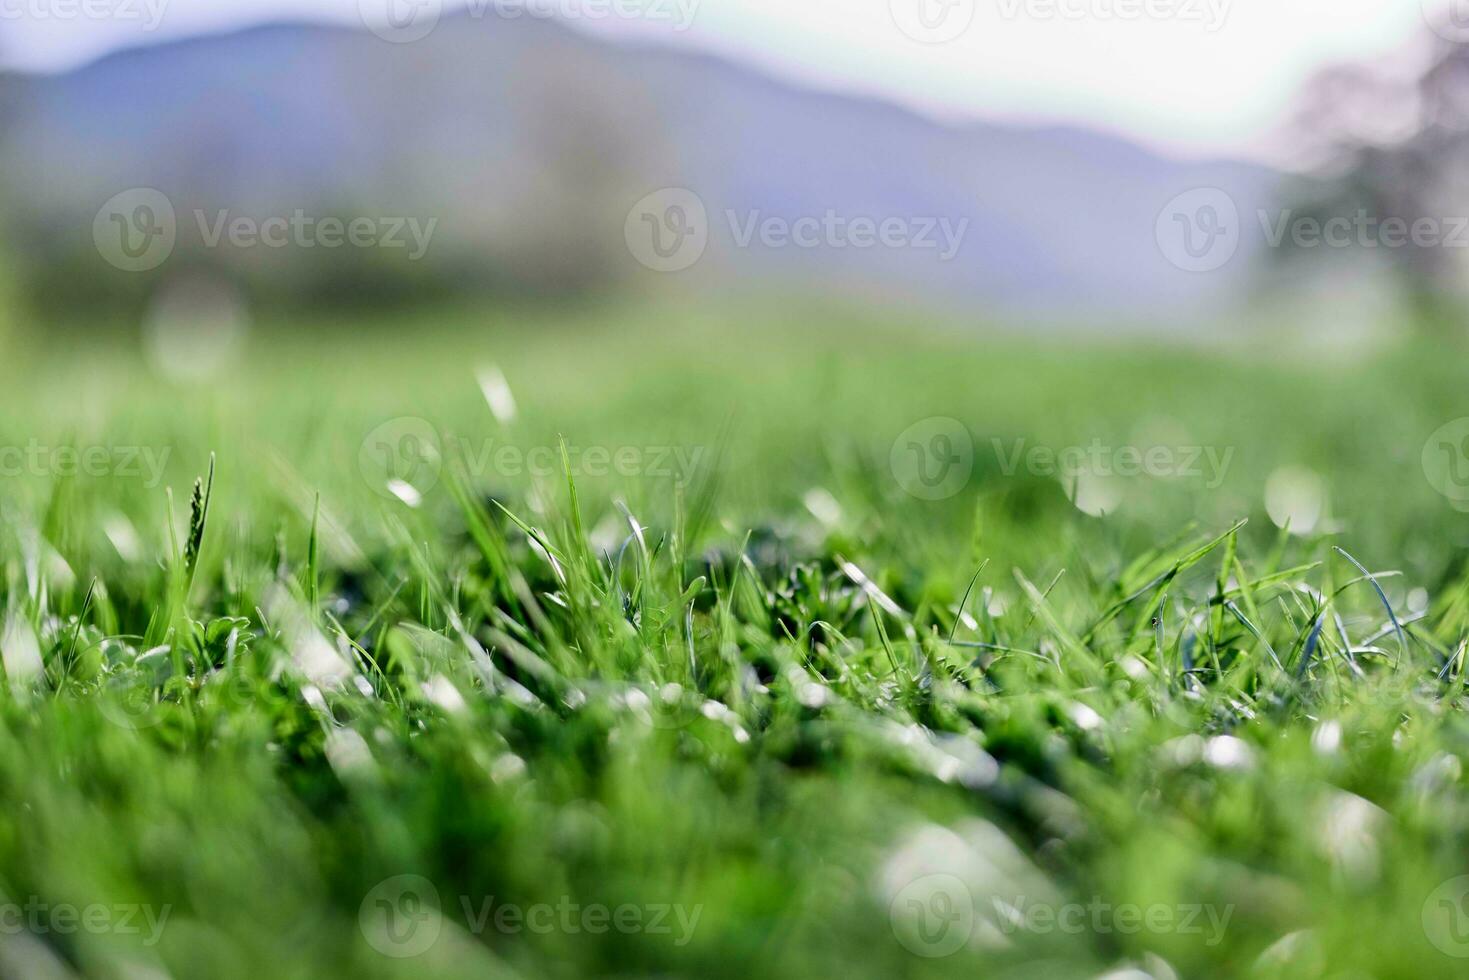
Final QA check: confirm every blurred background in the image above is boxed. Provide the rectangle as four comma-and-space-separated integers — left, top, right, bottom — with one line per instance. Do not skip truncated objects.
0, 0, 1467, 335
9, 10, 1469, 978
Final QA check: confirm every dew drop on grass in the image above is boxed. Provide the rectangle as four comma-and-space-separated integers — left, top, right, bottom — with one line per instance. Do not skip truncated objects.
802, 487, 842, 528
476, 365, 518, 425
143, 275, 248, 382
1063, 470, 1124, 517
1202, 735, 1254, 770
386, 479, 423, 508
41, 545, 75, 593
0, 610, 42, 694
422, 674, 468, 715
1067, 702, 1103, 731
490, 753, 527, 783
1410, 753, 1461, 796
1317, 790, 1385, 882
1119, 655, 1149, 681
796, 680, 831, 709
1264, 466, 1326, 535
267, 587, 355, 690
324, 728, 376, 781
103, 513, 143, 564
879, 819, 1054, 940
1254, 930, 1324, 976
1311, 720, 1342, 756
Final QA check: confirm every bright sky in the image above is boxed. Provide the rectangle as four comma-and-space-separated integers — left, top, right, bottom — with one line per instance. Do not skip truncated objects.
0, 0, 1445, 162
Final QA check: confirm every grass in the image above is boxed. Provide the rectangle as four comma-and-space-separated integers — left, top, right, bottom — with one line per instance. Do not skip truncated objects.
2, 300, 1469, 978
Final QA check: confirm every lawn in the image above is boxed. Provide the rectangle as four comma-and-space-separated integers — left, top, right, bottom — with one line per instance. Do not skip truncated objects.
1, 300, 1468, 978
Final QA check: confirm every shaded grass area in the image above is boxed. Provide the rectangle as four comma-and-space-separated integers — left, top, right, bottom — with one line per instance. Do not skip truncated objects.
2, 302, 1469, 978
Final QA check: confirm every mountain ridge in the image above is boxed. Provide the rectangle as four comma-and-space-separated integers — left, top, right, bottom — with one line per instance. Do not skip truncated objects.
0, 13, 1280, 317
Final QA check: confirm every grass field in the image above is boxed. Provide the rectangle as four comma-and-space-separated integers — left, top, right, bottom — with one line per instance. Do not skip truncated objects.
3, 300, 1469, 978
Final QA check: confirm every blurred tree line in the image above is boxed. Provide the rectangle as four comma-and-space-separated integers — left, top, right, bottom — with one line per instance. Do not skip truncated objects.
1280, 28, 1469, 329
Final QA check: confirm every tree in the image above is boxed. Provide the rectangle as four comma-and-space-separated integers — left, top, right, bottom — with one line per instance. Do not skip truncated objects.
1283, 33, 1469, 327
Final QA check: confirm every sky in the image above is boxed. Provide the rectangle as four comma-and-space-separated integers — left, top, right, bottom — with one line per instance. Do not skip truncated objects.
0, 0, 1446, 162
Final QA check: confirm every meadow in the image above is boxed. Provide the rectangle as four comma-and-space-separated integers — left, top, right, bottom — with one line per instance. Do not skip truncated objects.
1, 300, 1468, 978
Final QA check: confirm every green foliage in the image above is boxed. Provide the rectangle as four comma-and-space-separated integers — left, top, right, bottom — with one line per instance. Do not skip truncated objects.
0, 303, 1467, 978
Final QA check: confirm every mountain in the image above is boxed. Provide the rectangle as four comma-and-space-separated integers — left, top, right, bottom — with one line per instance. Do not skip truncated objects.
0, 14, 1281, 317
